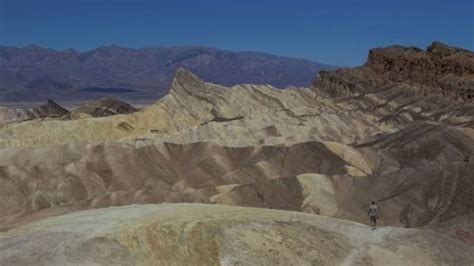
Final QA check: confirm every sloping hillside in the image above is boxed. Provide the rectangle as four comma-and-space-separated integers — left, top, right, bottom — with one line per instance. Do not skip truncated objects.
0, 42, 472, 265
1, 204, 472, 265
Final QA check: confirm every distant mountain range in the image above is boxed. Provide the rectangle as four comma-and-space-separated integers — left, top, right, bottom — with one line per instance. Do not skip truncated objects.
0, 45, 337, 102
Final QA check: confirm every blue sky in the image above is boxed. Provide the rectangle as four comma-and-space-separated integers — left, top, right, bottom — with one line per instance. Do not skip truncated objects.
0, 0, 473, 65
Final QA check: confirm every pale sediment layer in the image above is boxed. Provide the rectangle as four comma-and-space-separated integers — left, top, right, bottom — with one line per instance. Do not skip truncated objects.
1, 204, 472, 265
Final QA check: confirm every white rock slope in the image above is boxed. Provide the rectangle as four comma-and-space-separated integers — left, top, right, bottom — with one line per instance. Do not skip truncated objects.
0, 204, 472, 266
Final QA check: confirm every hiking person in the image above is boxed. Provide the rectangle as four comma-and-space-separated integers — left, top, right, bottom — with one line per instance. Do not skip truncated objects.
368, 201, 379, 230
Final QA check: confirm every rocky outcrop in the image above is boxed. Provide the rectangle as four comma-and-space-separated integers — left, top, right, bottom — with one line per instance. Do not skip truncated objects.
365, 41, 474, 101
70, 97, 138, 118
367, 42, 474, 78
0, 97, 136, 124
0, 100, 69, 124
314, 42, 474, 103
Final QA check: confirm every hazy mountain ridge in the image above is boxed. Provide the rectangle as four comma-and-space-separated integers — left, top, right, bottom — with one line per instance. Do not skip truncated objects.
0, 44, 336, 102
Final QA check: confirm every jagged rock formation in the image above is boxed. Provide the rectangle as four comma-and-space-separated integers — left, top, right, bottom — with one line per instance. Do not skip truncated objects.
70, 97, 138, 118
0, 97, 138, 124
0, 68, 400, 148
0, 41, 472, 264
367, 41, 474, 102
319, 41, 474, 102
0, 100, 69, 124
1, 204, 472, 265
